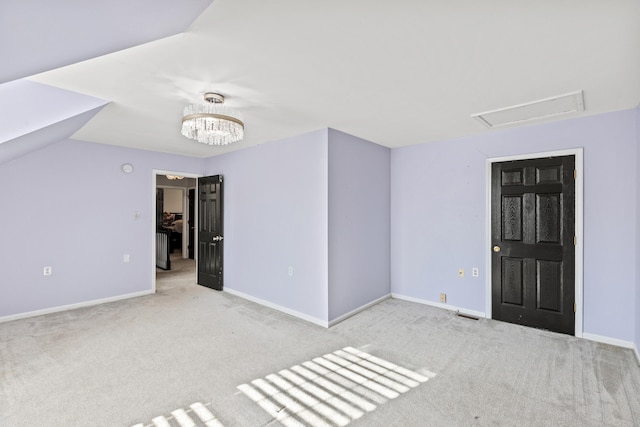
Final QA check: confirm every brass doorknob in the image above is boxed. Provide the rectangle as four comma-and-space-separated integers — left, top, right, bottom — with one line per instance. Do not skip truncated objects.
493, 245, 501, 253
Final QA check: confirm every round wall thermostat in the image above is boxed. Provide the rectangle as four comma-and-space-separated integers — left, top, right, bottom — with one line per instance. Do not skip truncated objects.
121, 163, 134, 174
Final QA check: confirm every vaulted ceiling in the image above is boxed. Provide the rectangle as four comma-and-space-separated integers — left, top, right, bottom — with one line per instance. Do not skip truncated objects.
2, 0, 640, 162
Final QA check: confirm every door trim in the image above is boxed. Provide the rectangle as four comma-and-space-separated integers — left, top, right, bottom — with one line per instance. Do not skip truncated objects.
485, 148, 583, 337
152, 170, 203, 293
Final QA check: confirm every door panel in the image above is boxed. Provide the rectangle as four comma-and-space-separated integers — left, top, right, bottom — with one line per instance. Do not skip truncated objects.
501, 257, 523, 306
502, 195, 522, 240
537, 260, 562, 311
491, 156, 575, 335
198, 175, 223, 290
537, 194, 560, 242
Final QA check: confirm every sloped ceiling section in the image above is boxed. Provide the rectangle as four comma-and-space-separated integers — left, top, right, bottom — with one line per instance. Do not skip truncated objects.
0, 0, 212, 162
0, 80, 109, 144
0, 108, 106, 166
0, 80, 109, 165
0, 0, 213, 83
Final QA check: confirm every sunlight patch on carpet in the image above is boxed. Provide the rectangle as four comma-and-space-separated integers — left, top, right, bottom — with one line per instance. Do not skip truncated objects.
238, 346, 435, 426
130, 401, 223, 427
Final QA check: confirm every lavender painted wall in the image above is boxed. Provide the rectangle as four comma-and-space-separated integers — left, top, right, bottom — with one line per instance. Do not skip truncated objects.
0, 139, 204, 318
1, 112, 637, 344
204, 130, 329, 322
327, 129, 391, 321
391, 109, 638, 342
391, 135, 486, 312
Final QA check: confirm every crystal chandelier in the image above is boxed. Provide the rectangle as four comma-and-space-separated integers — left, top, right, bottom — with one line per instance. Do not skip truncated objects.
181, 92, 244, 145
166, 175, 183, 180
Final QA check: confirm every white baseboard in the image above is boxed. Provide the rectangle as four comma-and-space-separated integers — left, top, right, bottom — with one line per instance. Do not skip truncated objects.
328, 294, 391, 327
391, 293, 486, 318
582, 332, 635, 350
224, 289, 391, 328
224, 287, 329, 328
0, 290, 155, 324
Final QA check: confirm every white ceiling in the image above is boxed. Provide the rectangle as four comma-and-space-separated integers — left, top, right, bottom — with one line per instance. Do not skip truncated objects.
3, 0, 640, 158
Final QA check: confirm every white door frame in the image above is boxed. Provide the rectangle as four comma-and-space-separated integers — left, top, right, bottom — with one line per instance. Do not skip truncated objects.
485, 148, 584, 337
152, 170, 203, 293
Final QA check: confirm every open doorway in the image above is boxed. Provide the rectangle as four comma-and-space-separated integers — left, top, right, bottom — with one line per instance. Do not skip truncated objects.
153, 172, 200, 292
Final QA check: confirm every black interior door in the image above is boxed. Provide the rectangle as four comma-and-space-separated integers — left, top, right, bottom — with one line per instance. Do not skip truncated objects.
156, 188, 164, 230
198, 175, 224, 290
155, 188, 171, 270
188, 188, 195, 260
491, 156, 575, 335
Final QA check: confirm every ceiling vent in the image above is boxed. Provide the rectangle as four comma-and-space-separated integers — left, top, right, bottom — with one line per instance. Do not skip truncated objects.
471, 90, 584, 128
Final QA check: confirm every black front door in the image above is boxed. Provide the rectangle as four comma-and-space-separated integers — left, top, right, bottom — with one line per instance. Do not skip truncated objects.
198, 175, 224, 290
491, 156, 575, 335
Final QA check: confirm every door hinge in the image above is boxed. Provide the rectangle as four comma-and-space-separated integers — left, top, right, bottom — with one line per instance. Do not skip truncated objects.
573, 235, 576, 246
573, 169, 576, 179
574, 303, 576, 313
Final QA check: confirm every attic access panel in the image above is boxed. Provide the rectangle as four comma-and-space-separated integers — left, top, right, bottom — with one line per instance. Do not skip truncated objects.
472, 91, 584, 128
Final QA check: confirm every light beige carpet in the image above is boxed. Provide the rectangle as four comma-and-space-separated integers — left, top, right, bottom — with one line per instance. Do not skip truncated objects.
1, 256, 639, 426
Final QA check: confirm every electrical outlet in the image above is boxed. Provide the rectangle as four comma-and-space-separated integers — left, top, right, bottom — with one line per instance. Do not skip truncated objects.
458, 268, 464, 278
440, 293, 446, 303
123, 254, 130, 263
288, 266, 294, 277
43, 266, 52, 276
472, 267, 479, 277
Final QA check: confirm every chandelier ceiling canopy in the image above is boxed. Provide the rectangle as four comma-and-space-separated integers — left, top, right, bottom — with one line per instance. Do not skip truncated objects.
181, 92, 244, 146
